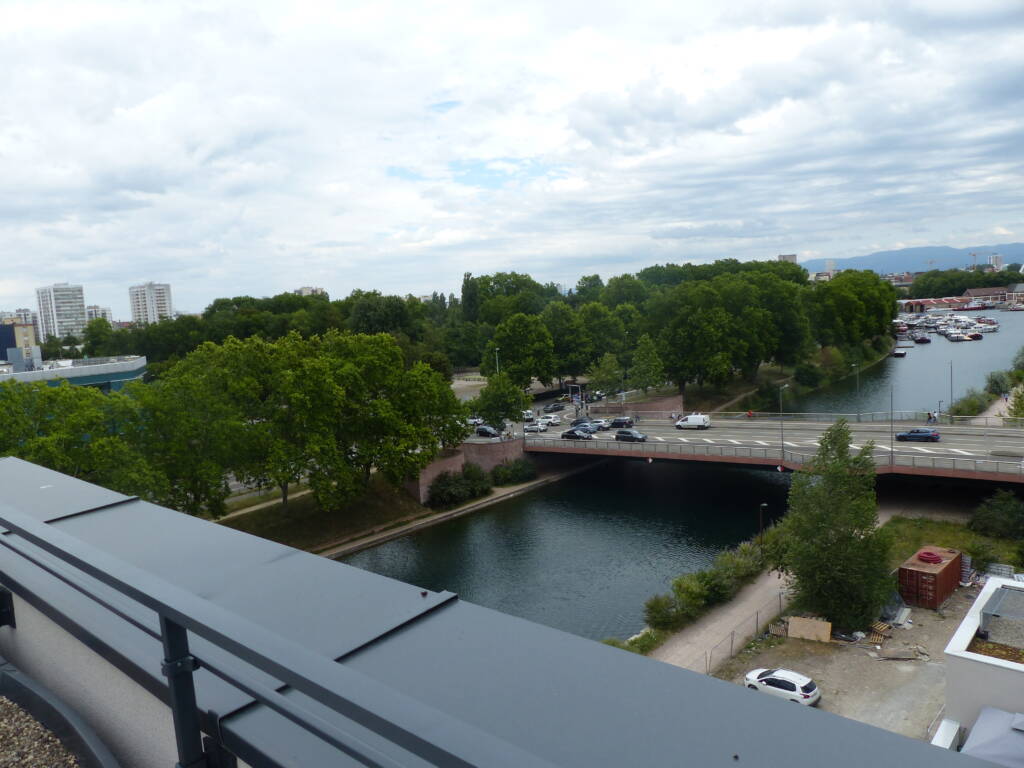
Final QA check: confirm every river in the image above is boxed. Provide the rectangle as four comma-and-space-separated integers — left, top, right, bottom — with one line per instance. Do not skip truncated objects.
342, 310, 1024, 641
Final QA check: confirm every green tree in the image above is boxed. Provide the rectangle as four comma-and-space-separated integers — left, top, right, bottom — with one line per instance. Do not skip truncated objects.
586, 353, 624, 394
83, 318, 114, 357
40, 335, 64, 360
481, 313, 555, 389
629, 334, 665, 392
470, 372, 531, 429
771, 419, 892, 631
540, 302, 589, 381
577, 302, 625, 364
969, 490, 1024, 539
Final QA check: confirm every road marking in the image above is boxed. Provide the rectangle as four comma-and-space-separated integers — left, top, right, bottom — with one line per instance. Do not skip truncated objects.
727, 439, 740, 444
654, 436, 665, 442
850, 444, 861, 450
784, 441, 799, 447
754, 440, 768, 446
911, 446, 935, 453
808, 441, 820, 446
702, 438, 714, 443
950, 449, 974, 455
678, 437, 690, 442
875, 445, 891, 451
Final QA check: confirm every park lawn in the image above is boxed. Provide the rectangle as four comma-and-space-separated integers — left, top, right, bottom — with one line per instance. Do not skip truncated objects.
220, 474, 428, 552
882, 516, 1019, 569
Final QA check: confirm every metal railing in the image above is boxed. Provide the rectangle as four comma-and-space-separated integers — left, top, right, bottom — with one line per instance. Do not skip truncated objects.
0, 510, 552, 768
704, 591, 789, 675
524, 438, 1024, 479
566, 409, 1024, 430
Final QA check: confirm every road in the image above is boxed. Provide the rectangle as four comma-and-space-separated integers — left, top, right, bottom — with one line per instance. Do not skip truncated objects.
524, 418, 1024, 462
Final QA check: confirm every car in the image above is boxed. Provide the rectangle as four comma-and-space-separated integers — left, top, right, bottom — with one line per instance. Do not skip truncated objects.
537, 414, 562, 426
560, 428, 593, 440
744, 668, 820, 706
467, 416, 484, 426
475, 425, 501, 438
675, 414, 711, 430
589, 419, 611, 431
573, 422, 598, 434
896, 428, 940, 442
570, 417, 591, 427
609, 416, 634, 429
556, 394, 571, 402
522, 409, 535, 422
543, 403, 566, 413
615, 429, 647, 442
524, 423, 548, 433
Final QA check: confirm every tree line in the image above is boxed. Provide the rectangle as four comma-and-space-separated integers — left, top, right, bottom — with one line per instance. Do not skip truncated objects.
1, 330, 469, 518
77, 259, 897, 397
907, 267, 1022, 299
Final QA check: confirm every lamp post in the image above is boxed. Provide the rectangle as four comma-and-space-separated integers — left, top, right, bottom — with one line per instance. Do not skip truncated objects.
889, 385, 894, 466
779, 383, 789, 461
495, 347, 501, 375
851, 363, 860, 422
938, 399, 944, 425
949, 360, 954, 425
758, 503, 767, 559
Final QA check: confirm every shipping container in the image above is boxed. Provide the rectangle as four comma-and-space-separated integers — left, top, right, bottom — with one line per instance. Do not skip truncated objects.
897, 546, 962, 610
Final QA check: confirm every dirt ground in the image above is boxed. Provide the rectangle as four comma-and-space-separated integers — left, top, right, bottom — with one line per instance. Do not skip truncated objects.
715, 585, 982, 741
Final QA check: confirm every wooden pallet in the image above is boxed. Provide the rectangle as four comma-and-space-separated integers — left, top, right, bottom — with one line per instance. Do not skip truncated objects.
870, 620, 893, 637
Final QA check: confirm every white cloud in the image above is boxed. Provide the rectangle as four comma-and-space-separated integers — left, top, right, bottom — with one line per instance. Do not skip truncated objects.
1, 0, 1023, 317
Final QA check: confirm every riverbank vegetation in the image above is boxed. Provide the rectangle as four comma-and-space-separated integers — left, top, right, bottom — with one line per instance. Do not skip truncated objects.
427, 458, 539, 509
907, 268, 1022, 300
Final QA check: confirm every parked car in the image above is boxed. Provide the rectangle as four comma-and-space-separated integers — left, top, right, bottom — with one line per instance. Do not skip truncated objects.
895, 428, 941, 442
524, 423, 548, 433
560, 429, 593, 440
615, 429, 647, 442
675, 414, 712, 430
537, 414, 562, 426
543, 403, 566, 413
467, 416, 484, 426
609, 417, 634, 429
744, 669, 820, 706
522, 409, 535, 422
476, 425, 501, 438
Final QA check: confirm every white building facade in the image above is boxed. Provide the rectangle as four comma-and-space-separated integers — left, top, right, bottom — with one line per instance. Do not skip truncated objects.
36, 283, 87, 340
86, 305, 114, 323
129, 282, 173, 325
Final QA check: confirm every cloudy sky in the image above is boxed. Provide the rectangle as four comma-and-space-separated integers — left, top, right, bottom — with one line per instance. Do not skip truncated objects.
2, 1, 1023, 317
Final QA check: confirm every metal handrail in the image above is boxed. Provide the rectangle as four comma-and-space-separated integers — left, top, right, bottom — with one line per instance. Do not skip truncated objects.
0, 509, 554, 768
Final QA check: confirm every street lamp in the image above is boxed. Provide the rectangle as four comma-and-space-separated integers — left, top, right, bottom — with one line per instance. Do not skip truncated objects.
938, 399, 944, 424
851, 363, 860, 422
779, 383, 789, 461
889, 385, 894, 465
949, 360, 954, 425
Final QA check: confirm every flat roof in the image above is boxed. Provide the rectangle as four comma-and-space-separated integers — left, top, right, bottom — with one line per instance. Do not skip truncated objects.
0, 457, 991, 766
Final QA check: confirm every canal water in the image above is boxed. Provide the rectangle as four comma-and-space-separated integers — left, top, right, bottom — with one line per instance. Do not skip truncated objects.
343, 310, 1024, 641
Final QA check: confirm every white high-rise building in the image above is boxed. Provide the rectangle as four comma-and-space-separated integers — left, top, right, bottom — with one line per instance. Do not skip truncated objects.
36, 283, 87, 340
86, 305, 114, 323
129, 282, 173, 325
292, 286, 326, 297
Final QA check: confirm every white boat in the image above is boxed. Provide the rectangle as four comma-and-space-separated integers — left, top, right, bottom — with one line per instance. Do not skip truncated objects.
948, 333, 970, 342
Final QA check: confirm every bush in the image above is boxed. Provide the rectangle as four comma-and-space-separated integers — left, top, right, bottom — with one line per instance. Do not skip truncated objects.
794, 363, 822, 388
491, 458, 537, 486
697, 569, 733, 606
643, 594, 681, 631
968, 541, 999, 573
426, 462, 492, 509
969, 490, 1024, 539
672, 573, 711, 621
949, 388, 996, 417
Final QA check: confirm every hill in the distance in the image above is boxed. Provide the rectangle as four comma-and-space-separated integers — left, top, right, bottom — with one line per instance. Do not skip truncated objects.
801, 243, 1024, 274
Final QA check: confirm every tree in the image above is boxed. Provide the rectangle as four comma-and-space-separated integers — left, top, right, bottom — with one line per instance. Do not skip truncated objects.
540, 302, 589, 381
481, 313, 555, 389
577, 302, 625, 364
969, 490, 1024, 539
83, 318, 114, 357
586, 353, 624, 394
40, 335, 64, 360
629, 334, 665, 392
771, 419, 892, 631
470, 372, 531, 429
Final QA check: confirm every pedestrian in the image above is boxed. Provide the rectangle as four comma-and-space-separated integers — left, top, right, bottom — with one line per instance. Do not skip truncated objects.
746, 409, 754, 419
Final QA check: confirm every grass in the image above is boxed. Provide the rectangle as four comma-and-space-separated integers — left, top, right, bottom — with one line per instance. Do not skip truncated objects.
712, 634, 787, 681
219, 474, 429, 552
882, 516, 1019, 569
223, 483, 306, 513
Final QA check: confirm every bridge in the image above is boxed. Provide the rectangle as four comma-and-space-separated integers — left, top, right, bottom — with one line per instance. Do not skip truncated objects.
523, 415, 1024, 483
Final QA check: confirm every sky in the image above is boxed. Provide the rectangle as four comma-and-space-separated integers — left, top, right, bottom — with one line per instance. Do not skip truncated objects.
2, 1, 1024, 318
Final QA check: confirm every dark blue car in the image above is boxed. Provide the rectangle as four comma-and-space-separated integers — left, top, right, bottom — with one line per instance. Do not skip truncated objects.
896, 428, 940, 442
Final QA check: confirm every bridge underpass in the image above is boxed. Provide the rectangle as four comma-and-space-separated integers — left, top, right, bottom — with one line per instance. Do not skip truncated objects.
522, 419, 1024, 484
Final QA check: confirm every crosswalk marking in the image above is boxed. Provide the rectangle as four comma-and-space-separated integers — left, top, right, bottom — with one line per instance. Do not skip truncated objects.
655, 436, 665, 442
727, 439, 740, 444
875, 445, 891, 451
678, 437, 690, 442
911, 447, 935, 453
784, 441, 799, 447
950, 449, 973, 455
754, 440, 768, 446
702, 438, 714, 443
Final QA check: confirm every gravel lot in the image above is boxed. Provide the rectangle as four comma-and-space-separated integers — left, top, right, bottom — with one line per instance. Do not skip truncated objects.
0, 695, 79, 767
715, 585, 981, 741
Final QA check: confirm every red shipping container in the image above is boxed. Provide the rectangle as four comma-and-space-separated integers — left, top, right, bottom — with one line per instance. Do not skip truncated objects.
897, 546, 962, 610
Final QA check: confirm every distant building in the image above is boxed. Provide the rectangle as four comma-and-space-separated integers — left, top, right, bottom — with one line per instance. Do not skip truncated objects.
129, 282, 173, 325
0, 323, 37, 362
293, 286, 327, 297
86, 305, 113, 324
0, 355, 146, 391
988, 253, 1004, 271
36, 283, 87, 340
777, 254, 797, 264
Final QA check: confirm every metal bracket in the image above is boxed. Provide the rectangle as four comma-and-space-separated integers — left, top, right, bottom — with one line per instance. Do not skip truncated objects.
0, 588, 14, 629
162, 655, 200, 677
202, 735, 238, 768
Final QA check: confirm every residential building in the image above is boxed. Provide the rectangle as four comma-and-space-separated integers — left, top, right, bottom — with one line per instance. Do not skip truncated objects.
36, 283, 87, 340
129, 282, 173, 325
292, 286, 327, 297
85, 305, 113, 323
777, 253, 797, 263
0, 322, 36, 361
989, 253, 1004, 271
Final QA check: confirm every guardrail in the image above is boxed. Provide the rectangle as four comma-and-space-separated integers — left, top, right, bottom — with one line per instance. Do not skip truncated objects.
0, 510, 548, 768
570, 409, 1023, 429
524, 438, 1024, 479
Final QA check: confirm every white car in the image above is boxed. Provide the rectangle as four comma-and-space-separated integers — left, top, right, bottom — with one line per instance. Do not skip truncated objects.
744, 668, 820, 706
675, 414, 711, 430
589, 418, 610, 430
537, 415, 561, 426
524, 423, 548, 433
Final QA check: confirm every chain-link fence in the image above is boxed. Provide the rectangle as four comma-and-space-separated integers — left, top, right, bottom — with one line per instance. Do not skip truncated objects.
702, 590, 791, 675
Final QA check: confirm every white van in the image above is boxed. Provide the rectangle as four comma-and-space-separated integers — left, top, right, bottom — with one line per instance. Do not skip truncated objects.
675, 414, 711, 430
522, 409, 535, 422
